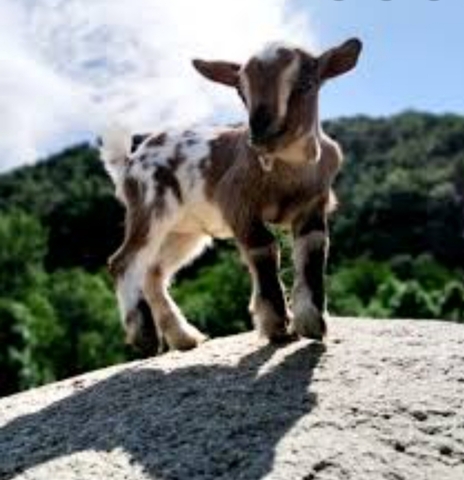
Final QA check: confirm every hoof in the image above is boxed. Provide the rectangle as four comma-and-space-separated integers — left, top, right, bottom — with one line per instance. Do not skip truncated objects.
291, 306, 327, 341
252, 299, 293, 344
125, 300, 161, 356
165, 322, 208, 351
268, 328, 299, 345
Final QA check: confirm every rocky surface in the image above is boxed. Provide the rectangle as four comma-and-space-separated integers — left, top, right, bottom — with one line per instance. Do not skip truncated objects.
0, 318, 464, 480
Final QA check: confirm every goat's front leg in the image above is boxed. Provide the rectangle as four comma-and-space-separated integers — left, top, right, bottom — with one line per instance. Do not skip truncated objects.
143, 265, 207, 351
238, 221, 292, 343
291, 202, 329, 341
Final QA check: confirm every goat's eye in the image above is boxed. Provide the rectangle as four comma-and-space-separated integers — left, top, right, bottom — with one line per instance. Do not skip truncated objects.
295, 77, 316, 93
295, 57, 318, 93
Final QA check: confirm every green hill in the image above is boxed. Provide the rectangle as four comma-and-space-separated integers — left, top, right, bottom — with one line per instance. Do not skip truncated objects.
1, 111, 463, 270
1, 111, 463, 396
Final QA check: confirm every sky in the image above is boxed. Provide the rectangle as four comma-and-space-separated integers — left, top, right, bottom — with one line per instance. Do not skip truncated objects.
0, 0, 462, 172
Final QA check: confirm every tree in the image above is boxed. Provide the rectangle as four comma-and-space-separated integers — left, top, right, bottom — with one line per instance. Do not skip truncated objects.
2, 112, 464, 396
389, 281, 438, 319
0, 210, 47, 298
173, 250, 252, 336
328, 259, 393, 316
0, 299, 28, 395
0, 212, 49, 394
440, 282, 464, 323
46, 269, 125, 378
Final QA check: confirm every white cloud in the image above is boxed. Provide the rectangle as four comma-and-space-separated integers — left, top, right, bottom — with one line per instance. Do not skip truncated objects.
0, 0, 313, 172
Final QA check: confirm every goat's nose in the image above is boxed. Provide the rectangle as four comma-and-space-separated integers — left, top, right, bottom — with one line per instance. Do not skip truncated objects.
250, 105, 274, 142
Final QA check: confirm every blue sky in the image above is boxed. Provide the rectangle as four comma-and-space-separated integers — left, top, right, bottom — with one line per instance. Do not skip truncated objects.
305, 0, 464, 117
0, 0, 462, 171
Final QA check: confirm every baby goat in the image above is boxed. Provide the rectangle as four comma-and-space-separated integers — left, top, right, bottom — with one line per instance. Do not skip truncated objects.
100, 38, 362, 353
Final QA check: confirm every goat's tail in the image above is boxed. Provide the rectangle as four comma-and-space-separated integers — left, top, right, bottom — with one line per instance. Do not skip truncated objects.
98, 123, 132, 187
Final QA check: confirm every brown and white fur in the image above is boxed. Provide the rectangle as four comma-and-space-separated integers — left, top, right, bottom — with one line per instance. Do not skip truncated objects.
100, 38, 362, 353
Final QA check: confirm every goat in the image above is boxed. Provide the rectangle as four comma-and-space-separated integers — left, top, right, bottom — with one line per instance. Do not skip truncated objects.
100, 38, 363, 353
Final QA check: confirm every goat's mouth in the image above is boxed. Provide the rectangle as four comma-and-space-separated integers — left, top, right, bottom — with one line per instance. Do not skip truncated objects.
249, 124, 288, 153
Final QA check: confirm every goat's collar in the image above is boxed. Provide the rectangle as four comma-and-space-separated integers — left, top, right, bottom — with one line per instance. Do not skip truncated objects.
254, 132, 321, 173
257, 153, 275, 172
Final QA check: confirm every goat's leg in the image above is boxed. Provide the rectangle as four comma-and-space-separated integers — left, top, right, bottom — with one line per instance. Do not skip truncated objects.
238, 221, 292, 343
143, 233, 211, 351
107, 208, 150, 279
114, 249, 161, 354
114, 216, 175, 354
291, 202, 329, 340
108, 245, 134, 280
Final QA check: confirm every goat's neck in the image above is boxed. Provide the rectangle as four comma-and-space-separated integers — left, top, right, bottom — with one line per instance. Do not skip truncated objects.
258, 111, 322, 171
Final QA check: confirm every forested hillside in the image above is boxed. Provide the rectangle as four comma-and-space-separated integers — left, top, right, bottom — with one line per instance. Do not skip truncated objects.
1, 111, 463, 396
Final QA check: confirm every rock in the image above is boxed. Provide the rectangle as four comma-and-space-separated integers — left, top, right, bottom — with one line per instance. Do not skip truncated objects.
0, 318, 464, 480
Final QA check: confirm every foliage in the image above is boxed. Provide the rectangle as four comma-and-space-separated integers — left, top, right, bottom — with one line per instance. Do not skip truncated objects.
0, 210, 47, 298
0, 145, 124, 271
327, 256, 463, 322
0, 111, 463, 396
46, 269, 124, 376
0, 212, 125, 395
325, 112, 464, 267
173, 249, 252, 336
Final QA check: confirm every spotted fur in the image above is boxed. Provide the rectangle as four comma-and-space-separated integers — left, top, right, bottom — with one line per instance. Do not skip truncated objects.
100, 38, 362, 353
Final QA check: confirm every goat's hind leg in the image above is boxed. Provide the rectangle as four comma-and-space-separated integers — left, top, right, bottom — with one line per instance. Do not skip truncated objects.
113, 214, 174, 355
108, 207, 150, 279
108, 207, 159, 353
114, 248, 163, 355
143, 233, 211, 351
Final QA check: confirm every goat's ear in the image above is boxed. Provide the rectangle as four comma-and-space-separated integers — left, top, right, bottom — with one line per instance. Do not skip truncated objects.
318, 38, 362, 80
192, 59, 241, 87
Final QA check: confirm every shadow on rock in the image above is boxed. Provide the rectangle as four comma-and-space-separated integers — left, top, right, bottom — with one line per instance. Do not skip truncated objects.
0, 341, 325, 480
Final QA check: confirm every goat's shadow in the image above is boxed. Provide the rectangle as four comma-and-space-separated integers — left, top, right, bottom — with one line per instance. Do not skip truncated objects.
0, 341, 325, 480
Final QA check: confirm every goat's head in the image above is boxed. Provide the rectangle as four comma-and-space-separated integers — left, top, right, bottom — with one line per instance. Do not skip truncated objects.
193, 38, 362, 155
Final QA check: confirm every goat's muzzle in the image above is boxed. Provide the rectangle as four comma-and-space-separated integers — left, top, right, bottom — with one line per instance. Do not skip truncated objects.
249, 105, 280, 146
